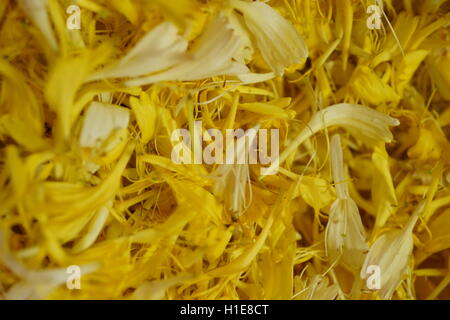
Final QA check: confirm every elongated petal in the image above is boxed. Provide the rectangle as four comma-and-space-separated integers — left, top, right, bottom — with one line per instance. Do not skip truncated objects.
326, 135, 367, 269
79, 102, 130, 149
230, 0, 308, 75
330, 135, 348, 199
212, 128, 259, 214
326, 198, 368, 269
361, 203, 423, 299
90, 22, 188, 80
126, 14, 249, 85
296, 275, 340, 300
19, 0, 58, 50
262, 104, 399, 175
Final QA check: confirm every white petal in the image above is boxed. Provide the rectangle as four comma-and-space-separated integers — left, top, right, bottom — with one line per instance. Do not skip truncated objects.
79, 102, 130, 149
360, 202, 423, 299
0, 230, 98, 300
212, 127, 258, 214
230, 0, 308, 75
330, 134, 348, 199
126, 14, 249, 85
90, 22, 188, 80
308, 104, 400, 144
19, 0, 58, 50
262, 104, 399, 175
300, 275, 340, 300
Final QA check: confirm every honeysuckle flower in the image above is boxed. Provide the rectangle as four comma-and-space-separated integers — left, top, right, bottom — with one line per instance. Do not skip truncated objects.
18, 0, 58, 50
325, 135, 368, 269
262, 104, 400, 175
229, 0, 308, 76
360, 202, 424, 299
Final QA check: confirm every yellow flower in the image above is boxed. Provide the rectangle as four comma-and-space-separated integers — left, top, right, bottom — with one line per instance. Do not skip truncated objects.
325, 135, 368, 269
